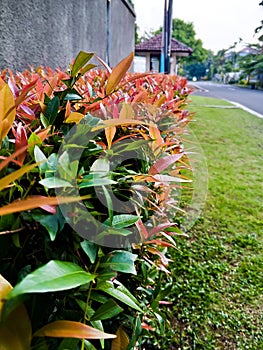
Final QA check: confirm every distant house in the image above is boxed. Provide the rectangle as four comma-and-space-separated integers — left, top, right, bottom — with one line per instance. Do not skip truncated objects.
135, 33, 193, 74
238, 46, 259, 57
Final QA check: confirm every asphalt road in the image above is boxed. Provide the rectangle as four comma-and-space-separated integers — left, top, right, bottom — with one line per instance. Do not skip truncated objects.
190, 81, 263, 117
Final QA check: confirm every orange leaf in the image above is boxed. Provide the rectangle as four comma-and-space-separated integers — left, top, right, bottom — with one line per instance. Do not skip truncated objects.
0, 78, 16, 142
106, 52, 134, 95
43, 75, 58, 98
92, 119, 148, 131
118, 72, 151, 89
65, 100, 71, 118
132, 89, 148, 103
119, 103, 134, 120
105, 126, 116, 149
33, 320, 116, 339
36, 127, 51, 142
0, 275, 32, 349
111, 326, 129, 350
0, 163, 38, 192
154, 94, 166, 107
65, 112, 84, 124
149, 123, 163, 151
0, 195, 90, 217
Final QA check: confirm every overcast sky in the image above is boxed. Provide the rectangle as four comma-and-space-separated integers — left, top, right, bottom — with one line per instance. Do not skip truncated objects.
133, 0, 263, 53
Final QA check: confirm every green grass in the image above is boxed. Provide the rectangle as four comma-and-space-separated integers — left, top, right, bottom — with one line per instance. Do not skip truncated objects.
168, 96, 263, 349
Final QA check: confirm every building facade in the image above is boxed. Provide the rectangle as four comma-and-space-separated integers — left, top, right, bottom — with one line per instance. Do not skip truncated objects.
0, 0, 135, 71
135, 33, 193, 74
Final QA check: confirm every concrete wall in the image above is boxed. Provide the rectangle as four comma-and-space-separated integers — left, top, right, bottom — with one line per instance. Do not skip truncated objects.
110, 0, 135, 67
0, 0, 135, 71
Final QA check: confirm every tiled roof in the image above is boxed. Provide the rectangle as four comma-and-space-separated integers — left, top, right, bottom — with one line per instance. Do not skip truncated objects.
135, 33, 193, 54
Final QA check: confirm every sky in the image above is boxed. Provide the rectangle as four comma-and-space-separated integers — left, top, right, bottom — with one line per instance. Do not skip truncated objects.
133, 0, 263, 53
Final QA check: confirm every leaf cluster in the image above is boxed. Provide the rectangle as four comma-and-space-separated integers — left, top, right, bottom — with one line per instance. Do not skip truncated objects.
0, 51, 192, 349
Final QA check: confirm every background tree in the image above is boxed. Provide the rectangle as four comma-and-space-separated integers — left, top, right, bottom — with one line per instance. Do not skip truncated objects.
255, 0, 263, 40
155, 18, 208, 78
238, 1, 263, 87
170, 18, 207, 64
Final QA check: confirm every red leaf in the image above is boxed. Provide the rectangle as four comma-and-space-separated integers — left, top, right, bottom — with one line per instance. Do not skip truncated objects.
148, 153, 184, 175
15, 123, 28, 164
141, 323, 154, 331
39, 204, 57, 214
147, 247, 169, 266
15, 78, 39, 107
135, 219, 149, 240
148, 223, 176, 237
144, 239, 175, 248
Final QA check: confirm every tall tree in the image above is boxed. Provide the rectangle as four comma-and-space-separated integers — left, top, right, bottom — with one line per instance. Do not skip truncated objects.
171, 18, 207, 63
155, 18, 208, 64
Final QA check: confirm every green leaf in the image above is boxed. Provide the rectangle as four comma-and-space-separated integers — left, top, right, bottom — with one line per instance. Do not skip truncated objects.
102, 185, 113, 224
78, 176, 116, 188
101, 250, 137, 275
58, 338, 80, 350
80, 240, 98, 264
40, 113, 50, 128
81, 63, 97, 75
28, 132, 42, 157
45, 153, 58, 178
32, 210, 65, 241
90, 299, 123, 321
90, 291, 109, 304
90, 158, 110, 175
96, 281, 142, 312
113, 280, 141, 307
64, 93, 83, 101
32, 213, 58, 241
96, 227, 132, 242
45, 96, 60, 125
71, 51, 94, 77
111, 215, 141, 229
34, 145, 47, 174
39, 177, 74, 188
6, 260, 95, 299
126, 316, 141, 350
112, 139, 151, 153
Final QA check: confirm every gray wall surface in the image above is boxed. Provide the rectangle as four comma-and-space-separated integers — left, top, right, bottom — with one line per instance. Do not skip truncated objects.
0, 0, 135, 71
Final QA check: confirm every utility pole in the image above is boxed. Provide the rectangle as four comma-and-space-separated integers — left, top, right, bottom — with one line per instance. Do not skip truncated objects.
160, 0, 173, 73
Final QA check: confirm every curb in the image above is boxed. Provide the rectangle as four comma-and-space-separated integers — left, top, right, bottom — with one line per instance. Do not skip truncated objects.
226, 100, 263, 120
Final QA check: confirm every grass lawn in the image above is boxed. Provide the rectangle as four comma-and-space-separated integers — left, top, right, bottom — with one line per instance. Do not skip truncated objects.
168, 96, 263, 349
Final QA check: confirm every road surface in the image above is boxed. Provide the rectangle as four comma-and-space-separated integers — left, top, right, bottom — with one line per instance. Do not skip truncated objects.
190, 81, 263, 117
